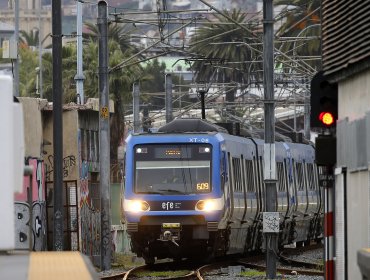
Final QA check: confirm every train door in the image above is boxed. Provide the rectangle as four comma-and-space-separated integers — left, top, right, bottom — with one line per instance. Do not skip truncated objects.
231, 156, 245, 222
257, 155, 265, 213
306, 163, 318, 215
230, 156, 246, 252
239, 156, 248, 223
315, 164, 323, 215
226, 152, 234, 222
243, 158, 256, 221
276, 161, 288, 216
295, 161, 307, 215
283, 144, 297, 217
219, 150, 232, 227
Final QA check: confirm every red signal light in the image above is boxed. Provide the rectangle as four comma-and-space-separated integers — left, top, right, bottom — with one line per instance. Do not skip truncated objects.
319, 112, 334, 126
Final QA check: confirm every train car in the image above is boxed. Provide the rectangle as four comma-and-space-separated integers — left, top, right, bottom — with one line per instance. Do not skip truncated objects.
123, 118, 323, 264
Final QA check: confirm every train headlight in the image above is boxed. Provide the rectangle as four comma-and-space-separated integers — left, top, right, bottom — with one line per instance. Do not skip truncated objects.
125, 199, 150, 212
195, 199, 221, 212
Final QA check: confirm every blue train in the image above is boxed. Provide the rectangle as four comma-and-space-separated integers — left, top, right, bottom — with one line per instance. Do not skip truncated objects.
123, 118, 323, 264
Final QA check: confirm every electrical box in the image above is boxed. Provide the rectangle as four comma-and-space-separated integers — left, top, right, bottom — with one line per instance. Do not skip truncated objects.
315, 134, 336, 166
263, 212, 279, 233
2, 39, 17, 59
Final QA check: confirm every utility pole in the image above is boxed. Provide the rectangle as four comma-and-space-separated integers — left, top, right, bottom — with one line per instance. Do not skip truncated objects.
38, 0, 43, 98
263, 0, 278, 278
199, 90, 206, 119
98, 0, 111, 271
14, 0, 19, 97
165, 73, 173, 123
133, 82, 140, 133
75, 0, 85, 104
304, 78, 311, 140
52, 0, 64, 251
142, 105, 150, 132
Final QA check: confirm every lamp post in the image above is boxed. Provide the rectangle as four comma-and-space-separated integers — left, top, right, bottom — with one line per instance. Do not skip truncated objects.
196, 83, 208, 120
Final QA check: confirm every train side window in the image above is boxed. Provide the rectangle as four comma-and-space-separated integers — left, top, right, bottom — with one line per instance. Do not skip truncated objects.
296, 162, 304, 191
307, 163, 315, 190
245, 159, 254, 192
277, 162, 285, 191
220, 152, 227, 191
259, 156, 264, 187
232, 157, 241, 192
228, 152, 233, 190
252, 157, 260, 192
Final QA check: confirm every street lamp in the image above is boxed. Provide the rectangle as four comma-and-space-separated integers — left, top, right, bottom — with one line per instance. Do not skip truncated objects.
196, 82, 208, 120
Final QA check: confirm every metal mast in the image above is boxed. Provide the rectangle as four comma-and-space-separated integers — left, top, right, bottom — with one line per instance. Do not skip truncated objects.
52, 0, 64, 251
75, 0, 85, 104
98, 0, 111, 270
263, 0, 277, 278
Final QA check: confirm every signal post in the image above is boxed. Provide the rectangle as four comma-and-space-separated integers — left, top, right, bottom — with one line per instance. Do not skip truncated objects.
310, 71, 338, 280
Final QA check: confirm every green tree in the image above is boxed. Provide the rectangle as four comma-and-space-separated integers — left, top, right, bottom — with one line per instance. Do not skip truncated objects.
140, 59, 167, 110
189, 9, 262, 118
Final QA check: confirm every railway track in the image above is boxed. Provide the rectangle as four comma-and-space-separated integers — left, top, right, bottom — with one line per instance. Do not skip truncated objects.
100, 244, 324, 279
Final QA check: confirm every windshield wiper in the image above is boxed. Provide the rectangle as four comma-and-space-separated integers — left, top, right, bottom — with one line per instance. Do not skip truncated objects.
158, 189, 186, 194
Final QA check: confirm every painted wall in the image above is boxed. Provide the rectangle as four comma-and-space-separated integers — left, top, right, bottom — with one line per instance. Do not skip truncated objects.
14, 158, 46, 251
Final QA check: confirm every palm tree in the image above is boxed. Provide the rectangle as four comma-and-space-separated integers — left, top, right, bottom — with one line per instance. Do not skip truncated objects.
19, 29, 51, 48
275, 0, 321, 70
83, 22, 144, 161
189, 9, 262, 119
83, 21, 139, 56
41, 43, 79, 103
18, 46, 39, 97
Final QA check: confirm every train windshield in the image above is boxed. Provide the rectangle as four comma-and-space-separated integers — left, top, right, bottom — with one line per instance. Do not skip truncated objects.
133, 144, 212, 195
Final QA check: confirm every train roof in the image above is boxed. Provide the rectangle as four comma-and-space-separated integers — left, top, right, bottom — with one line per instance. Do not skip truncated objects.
157, 118, 229, 134
137, 118, 312, 147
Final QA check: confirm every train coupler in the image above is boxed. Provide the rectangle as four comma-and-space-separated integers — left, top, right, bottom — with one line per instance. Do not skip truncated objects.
158, 222, 181, 246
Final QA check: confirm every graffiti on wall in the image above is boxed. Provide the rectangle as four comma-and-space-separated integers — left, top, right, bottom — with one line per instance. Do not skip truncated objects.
14, 158, 46, 251
14, 201, 47, 250
45, 154, 76, 181
79, 159, 101, 256
80, 204, 100, 256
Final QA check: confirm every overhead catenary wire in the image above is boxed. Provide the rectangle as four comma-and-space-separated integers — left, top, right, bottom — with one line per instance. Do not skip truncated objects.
74, 0, 319, 135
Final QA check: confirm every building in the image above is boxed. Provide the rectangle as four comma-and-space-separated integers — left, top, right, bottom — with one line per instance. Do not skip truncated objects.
15, 97, 129, 264
0, 0, 52, 47
321, 1, 370, 279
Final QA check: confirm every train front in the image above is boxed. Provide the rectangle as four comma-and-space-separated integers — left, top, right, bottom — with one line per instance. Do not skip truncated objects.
123, 134, 224, 264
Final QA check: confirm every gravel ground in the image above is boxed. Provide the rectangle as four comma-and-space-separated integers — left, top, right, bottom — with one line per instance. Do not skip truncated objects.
203, 247, 324, 280
98, 247, 324, 279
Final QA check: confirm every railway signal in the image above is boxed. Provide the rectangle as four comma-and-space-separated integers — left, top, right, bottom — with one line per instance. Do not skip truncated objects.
310, 71, 338, 129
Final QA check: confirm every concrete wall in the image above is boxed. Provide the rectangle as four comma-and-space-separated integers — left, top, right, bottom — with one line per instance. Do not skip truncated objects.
339, 68, 370, 122
18, 97, 47, 158
14, 98, 47, 251
337, 69, 370, 279
43, 110, 79, 182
